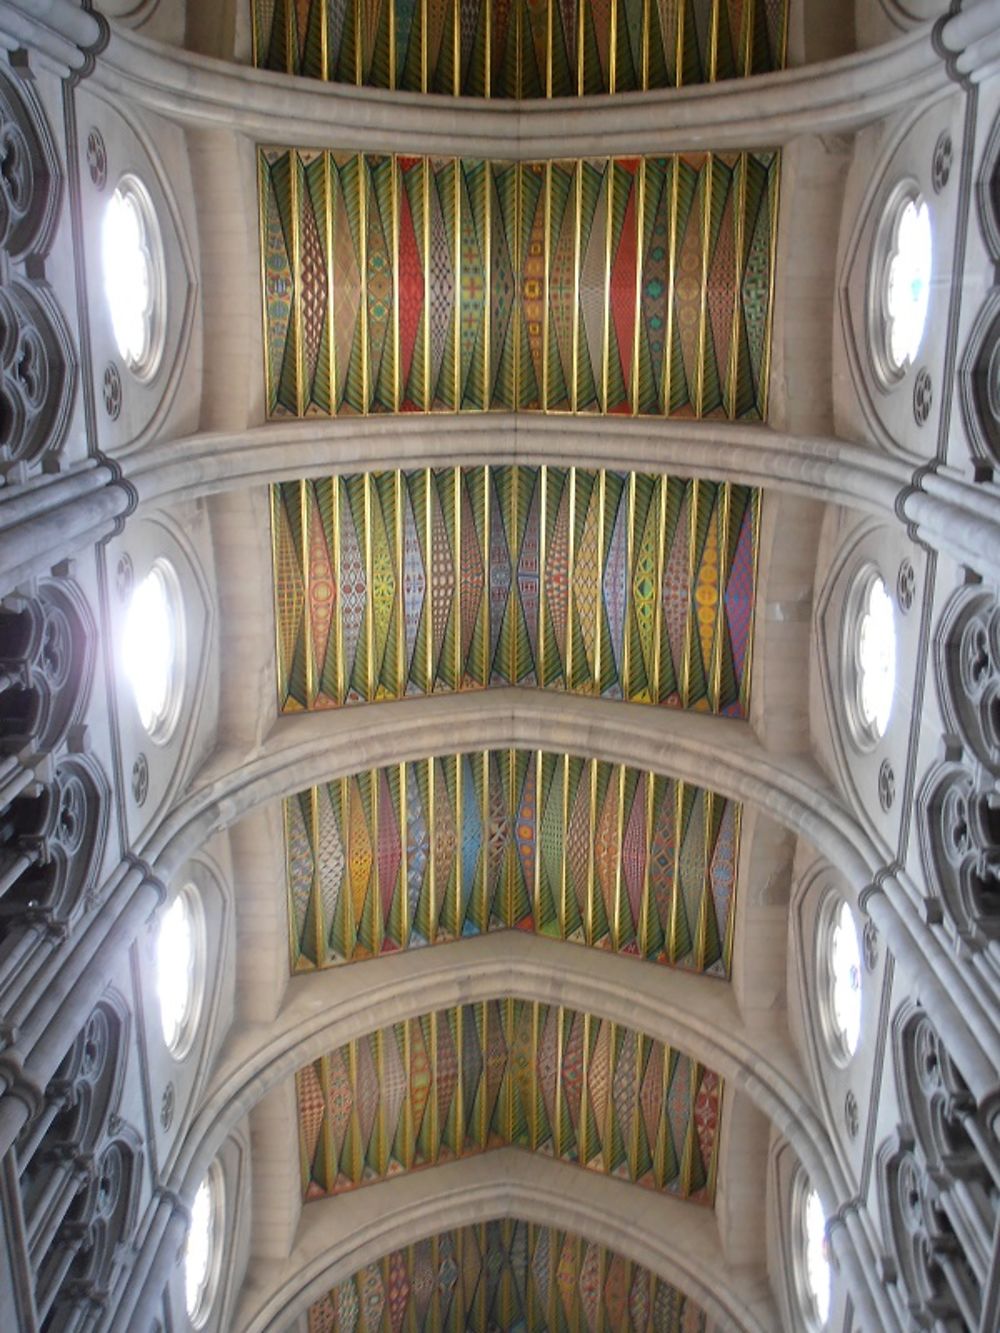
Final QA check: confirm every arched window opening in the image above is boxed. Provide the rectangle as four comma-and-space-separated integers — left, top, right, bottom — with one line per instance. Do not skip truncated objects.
155, 885, 203, 1058
886, 198, 932, 373
184, 1165, 223, 1328
826, 899, 863, 1061
121, 559, 184, 743
870, 187, 932, 387
101, 176, 165, 380
846, 568, 896, 749
800, 1184, 832, 1328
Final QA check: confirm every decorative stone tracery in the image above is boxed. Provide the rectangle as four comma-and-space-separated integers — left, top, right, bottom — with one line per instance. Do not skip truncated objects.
919, 585, 1000, 960
14, 995, 144, 1330
0, 63, 73, 481
961, 110, 1000, 472
0, 580, 108, 1014
877, 1007, 999, 1331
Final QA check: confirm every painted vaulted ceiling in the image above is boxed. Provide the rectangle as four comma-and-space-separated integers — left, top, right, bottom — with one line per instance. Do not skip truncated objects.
254, 0, 787, 97
259, 150, 779, 419
296, 1001, 722, 1202
304, 1220, 716, 1331
285, 752, 741, 976
262, 61, 779, 1296
272, 469, 758, 713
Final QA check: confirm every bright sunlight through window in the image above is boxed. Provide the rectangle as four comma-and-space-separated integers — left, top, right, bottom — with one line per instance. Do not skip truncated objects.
156, 891, 196, 1055
185, 1170, 221, 1327
886, 198, 932, 373
121, 562, 182, 741
830, 901, 862, 1058
803, 1187, 832, 1326
857, 575, 896, 741
102, 178, 163, 377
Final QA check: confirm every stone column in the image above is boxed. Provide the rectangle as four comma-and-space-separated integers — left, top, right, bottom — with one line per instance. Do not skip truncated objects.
0, 0, 100, 76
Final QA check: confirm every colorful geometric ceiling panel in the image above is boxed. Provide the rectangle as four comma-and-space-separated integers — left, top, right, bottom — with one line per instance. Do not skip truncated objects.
272, 469, 759, 714
297, 1000, 722, 1202
253, 0, 787, 97
305, 1219, 716, 1331
259, 149, 779, 419
285, 751, 741, 978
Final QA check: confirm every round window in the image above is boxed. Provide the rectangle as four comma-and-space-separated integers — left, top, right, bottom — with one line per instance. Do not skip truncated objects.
121, 559, 184, 743
799, 1183, 832, 1328
870, 187, 932, 387
185, 1164, 224, 1328
155, 885, 204, 1058
820, 896, 863, 1063
844, 567, 896, 749
101, 176, 165, 380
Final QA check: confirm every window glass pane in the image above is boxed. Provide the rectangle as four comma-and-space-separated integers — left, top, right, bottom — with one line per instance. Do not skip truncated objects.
121, 562, 182, 741
886, 198, 932, 371
831, 901, 862, 1057
858, 576, 895, 739
103, 184, 155, 368
804, 1187, 831, 1325
156, 893, 194, 1052
185, 1175, 215, 1323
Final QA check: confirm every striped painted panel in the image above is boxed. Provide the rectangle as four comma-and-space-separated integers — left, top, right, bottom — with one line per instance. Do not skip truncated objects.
285, 752, 740, 979
272, 468, 759, 716
296, 1001, 722, 1203
253, 0, 788, 96
306, 1220, 717, 1330
259, 149, 779, 420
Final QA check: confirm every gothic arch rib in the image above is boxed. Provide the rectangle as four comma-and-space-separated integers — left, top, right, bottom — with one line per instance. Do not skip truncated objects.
171, 935, 837, 1233
235, 1151, 777, 1333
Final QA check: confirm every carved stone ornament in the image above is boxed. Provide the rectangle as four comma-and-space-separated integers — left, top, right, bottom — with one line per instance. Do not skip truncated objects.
913, 367, 932, 426
896, 559, 916, 614
961, 112, 1000, 468
878, 760, 896, 812
0, 280, 74, 471
160, 1082, 175, 1131
102, 361, 122, 420
131, 753, 149, 807
876, 1008, 996, 1329
845, 1090, 860, 1139
931, 132, 953, 195
115, 553, 134, 603
863, 920, 879, 972
86, 127, 107, 191
0, 65, 60, 260
0, 65, 74, 482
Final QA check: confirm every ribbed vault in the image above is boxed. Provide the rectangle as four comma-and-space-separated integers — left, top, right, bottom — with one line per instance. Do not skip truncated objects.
285, 752, 740, 975
238, 65, 785, 1331
295, 999, 722, 1203
272, 470, 758, 716
236, 1151, 777, 1332
300, 1218, 715, 1331
252, 0, 789, 96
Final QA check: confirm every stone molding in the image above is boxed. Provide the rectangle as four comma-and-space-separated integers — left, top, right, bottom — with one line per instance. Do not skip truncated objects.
113, 689, 996, 1101
232, 1149, 778, 1333
875, 1003, 1000, 1328
6, 415, 1000, 601
0, 1, 102, 79
89, 13, 962, 159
